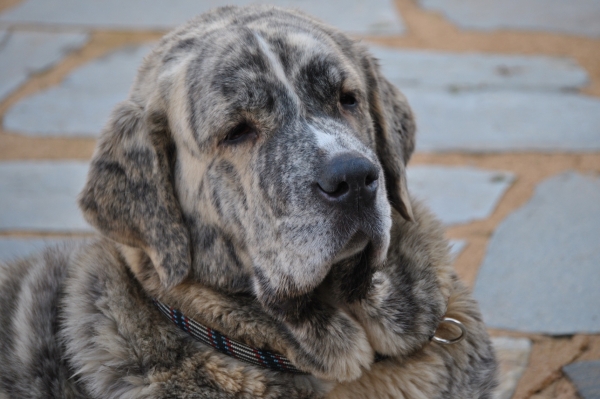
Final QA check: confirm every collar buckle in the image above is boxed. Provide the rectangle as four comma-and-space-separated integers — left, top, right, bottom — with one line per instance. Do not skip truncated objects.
432, 317, 467, 345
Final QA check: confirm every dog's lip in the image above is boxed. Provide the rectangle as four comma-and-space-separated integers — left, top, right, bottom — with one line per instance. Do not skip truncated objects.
331, 231, 369, 263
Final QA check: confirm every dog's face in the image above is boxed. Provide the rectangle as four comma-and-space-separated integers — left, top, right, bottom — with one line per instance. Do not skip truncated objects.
79, 6, 415, 307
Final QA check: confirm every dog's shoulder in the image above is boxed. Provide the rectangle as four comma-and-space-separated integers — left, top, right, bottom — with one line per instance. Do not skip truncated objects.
0, 241, 90, 397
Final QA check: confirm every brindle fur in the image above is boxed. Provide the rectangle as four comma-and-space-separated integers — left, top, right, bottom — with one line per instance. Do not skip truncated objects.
0, 5, 497, 398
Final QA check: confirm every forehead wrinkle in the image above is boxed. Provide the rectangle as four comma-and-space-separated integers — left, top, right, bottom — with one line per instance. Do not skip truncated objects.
185, 35, 263, 151
297, 33, 365, 96
183, 37, 230, 152
253, 32, 301, 108
318, 31, 364, 86
159, 52, 204, 155
289, 29, 362, 76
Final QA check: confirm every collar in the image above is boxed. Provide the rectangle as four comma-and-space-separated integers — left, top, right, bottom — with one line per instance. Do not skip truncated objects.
153, 299, 305, 373
154, 299, 467, 374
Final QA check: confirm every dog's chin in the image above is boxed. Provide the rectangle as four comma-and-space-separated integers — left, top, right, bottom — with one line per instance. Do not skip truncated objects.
253, 221, 391, 310
334, 225, 390, 265
309, 229, 390, 304
332, 231, 370, 264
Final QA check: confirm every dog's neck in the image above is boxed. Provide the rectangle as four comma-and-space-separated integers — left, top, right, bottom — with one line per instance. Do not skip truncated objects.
118, 243, 294, 356
117, 230, 455, 372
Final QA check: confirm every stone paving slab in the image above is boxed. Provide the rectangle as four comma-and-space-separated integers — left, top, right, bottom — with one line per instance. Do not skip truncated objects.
407, 166, 514, 225
0, 161, 92, 232
3, 45, 152, 137
0, 0, 404, 35
492, 337, 532, 399
474, 172, 600, 335
563, 360, 600, 399
370, 46, 588, 92
403, 89, 600, 152
418, 0, 600, 38
0, 30, 88, 101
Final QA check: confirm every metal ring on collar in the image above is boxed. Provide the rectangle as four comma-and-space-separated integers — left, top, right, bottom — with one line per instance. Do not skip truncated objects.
432, 317, 467, 345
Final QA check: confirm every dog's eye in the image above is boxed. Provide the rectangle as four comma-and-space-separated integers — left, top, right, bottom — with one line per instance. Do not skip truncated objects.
224, 123, 257, 144
340, 93, 358, 108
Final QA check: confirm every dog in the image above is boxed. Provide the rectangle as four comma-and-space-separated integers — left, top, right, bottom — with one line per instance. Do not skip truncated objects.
0, 5, 497, 398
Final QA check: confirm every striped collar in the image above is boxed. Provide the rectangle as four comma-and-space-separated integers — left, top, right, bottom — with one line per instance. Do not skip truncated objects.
154, 298, 466, 374
153, 299, 304, 373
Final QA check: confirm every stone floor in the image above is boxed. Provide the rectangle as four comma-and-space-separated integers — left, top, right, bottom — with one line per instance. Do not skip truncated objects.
1, 0, 599, 397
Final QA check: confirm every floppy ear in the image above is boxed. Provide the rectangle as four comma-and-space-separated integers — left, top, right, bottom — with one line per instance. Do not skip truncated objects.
364, 53, 415, 221
79, 100, 191, 288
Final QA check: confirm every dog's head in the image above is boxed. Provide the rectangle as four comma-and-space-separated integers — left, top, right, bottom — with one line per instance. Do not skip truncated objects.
79, 6, 415, 308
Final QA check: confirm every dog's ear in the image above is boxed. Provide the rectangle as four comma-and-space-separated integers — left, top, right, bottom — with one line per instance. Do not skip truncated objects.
363, 53, 415, 221
79, 100, 190, 288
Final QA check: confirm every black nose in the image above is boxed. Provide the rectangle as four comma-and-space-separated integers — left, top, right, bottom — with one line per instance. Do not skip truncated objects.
316, 153, 379, 208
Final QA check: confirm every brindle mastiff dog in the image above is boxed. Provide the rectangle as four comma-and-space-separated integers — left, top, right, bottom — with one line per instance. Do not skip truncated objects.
0, 5, 497, 398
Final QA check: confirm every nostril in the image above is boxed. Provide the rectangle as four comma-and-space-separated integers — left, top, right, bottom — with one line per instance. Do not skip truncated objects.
365, 173, 378, 188
318, 181, 350, 199
330, 181, 350, 198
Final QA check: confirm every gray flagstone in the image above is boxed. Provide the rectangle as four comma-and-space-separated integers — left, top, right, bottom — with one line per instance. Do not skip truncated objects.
370, 46, 588, 92
407, 166, 514, 225
0, 161, 92, 232
473, 172, 600, 334
0, 30, 88, 101
3, 45, 152, 137
404, 89, 600, 152
418, 0, 600, 38
563, 360, 600, 399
